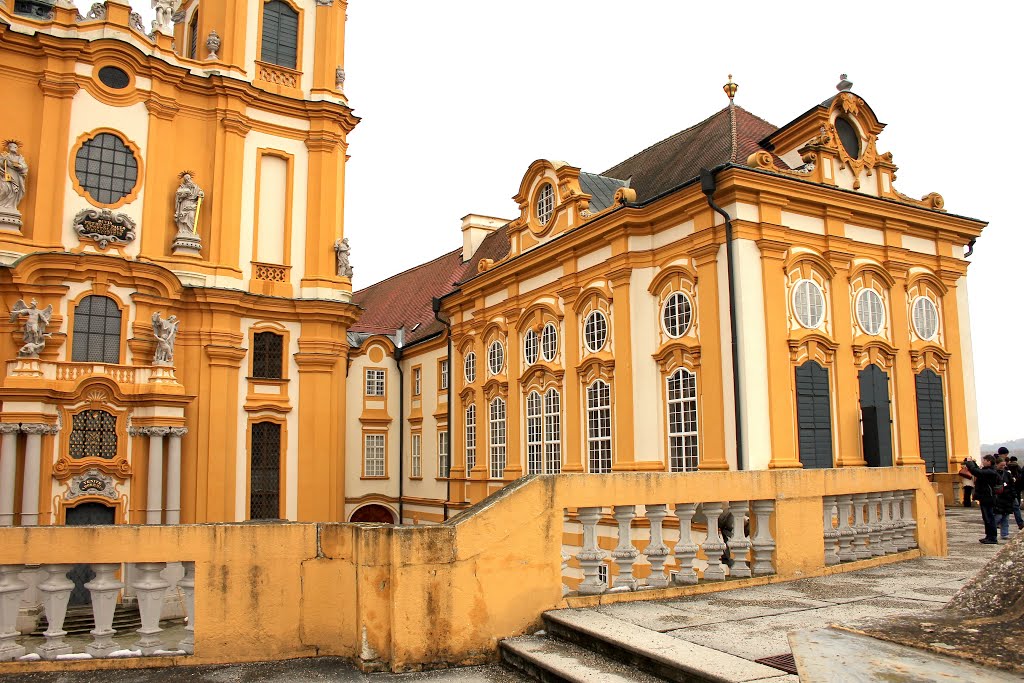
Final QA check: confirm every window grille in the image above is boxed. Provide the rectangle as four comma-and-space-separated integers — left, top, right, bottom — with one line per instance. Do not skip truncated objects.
583, 311, 608, 353
856, 289, 885, 336
364, 433, 385, 477
252, 331, 284, 379
465, 405, 477, 472
260, 0, 299, 69
413, 368, 421, 396
438, 430, 450, 478
662, 292, 693, 338
544, 388, 562, 474
464, 352, 476, 383
912, 297, 939, 341
73, 133, 138, 205
536, 183, 554, 225
793, 280, 825, 329
526, 391, 543, 474
69, 410, 117, 460
487, 340, 504, 376
410, 433, 422, 478
586, 380, 612, 473
489, 398, 506, 479
365, 369, 385, 396
439, 359, 449, 390
541, 322, 558, 361
250, 422, 281, 519
72, 295, 121, 364
667, 368, 699, 472
523, 329, 539, 366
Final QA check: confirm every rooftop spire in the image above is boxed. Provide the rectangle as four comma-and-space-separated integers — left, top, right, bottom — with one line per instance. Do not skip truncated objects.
723, 74, 738, 100
837, 73, 853, 92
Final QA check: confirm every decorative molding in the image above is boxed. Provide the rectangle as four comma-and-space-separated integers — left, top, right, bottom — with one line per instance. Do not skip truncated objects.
0, 423, 21, 435
73, 208, 137, 248
64, 469, 118, 501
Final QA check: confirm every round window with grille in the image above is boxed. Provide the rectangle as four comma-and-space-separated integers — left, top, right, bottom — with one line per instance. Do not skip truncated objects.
523, 329, 539, 365
536, 183, 554, 226
73, 132, 139, 206
792, 280, 826, 329
583, 311, 608, 352
464, 351, 476, 383
541, 322, 558, 361
912, 296, 939, 341
856, 289, 885, 335
97, 66, 131, 90
662, 292, 693, 338
487, 340, 504, 375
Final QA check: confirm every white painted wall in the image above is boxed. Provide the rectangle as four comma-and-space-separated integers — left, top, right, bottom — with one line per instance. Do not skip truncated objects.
256, 155, 288, 264
629, 266, 661, 463
732, 239, 772, 470
956, 277, 980, 459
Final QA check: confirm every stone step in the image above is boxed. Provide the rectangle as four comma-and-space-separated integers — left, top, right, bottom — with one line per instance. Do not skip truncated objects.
501, 634, 666, 683
543, 609, 793, 683
31, 604, 142, 636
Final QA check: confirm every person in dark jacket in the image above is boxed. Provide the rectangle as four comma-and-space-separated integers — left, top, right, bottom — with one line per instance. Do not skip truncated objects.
993, 458, 1017, 540
964, 455, 1001, 544
1003, 451, 1024, 530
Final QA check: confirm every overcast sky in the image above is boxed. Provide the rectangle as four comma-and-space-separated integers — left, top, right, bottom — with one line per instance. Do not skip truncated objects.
121, 2, 1019, 446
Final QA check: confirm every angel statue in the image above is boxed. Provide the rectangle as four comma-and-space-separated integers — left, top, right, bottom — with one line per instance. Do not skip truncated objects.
151, 312, 179, 365
0, 140, 28, 228
9, 299, 52, 358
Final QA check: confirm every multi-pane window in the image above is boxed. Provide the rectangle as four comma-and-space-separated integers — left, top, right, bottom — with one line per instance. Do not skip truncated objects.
526, 392, 543, 474
667, 369, 699, 472
440, 359, 449, 390
413, 368, 422, 396
252, 331, 284, 379
464, 352, 477, 383
365, 369, 385, 396
523, 329, 539, 366
856, 289, 885, 336
465, 405, 477, 472
544, 389, 562, 474
912, 297, 939, 341
487, 340, 504, 375
489, 398, 507, 479
260, 0, 299, 69
250, 422, 281, 519
526, 390, 561, 474
69, 410, 117, 460
541, 323, 558, 361
662, 292, 693, 338
364, 433, 385, 477
536, 183, 554, 225
793, 279, 826, 329
586, 380, 612, 473
410, 433, 422, 478
584, 311, 608, 353
72, 295, 121, 364
438, 430, 450, 478
73, 133, 139, 206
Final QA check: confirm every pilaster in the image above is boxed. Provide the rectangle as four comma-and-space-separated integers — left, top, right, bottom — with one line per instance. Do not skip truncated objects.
825, 250, 865, 467
690, 245, 728, 470
608, 268, 636, 471
884, 258, 925, 467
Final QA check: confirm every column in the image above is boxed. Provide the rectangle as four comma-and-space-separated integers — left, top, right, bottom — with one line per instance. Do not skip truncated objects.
885, 259, 925, 466
147, 428, 169, 525
939, 273, 971, 468
19, 424, 48, 527
165, 428, 187, 525
0, 425, 19, 527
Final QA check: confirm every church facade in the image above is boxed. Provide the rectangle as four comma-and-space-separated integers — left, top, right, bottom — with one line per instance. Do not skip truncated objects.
0, 1, 985, 530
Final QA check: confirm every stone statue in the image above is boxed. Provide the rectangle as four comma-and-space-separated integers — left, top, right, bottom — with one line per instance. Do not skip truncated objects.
9, 299, 52, 358
151, 0, 175, 35
206, 30, 221, 60
151, 312, 179, 365
0, 141, 28, 228
334, 238, 353, 278
172, 172, 203, 255
335, 66, 346, 90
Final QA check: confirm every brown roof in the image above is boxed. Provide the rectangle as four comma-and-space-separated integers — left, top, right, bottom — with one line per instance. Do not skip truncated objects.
602, 104, 779, 203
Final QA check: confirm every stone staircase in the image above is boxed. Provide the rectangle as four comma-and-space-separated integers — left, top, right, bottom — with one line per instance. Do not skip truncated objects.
31, 602, 142, 636
501, 609, 795, 682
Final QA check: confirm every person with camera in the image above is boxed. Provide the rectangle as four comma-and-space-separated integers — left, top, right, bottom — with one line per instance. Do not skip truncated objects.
963, 454, 1001, 544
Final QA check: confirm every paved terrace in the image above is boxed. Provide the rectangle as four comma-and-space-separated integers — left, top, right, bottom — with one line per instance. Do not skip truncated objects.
2, 507, 1011, 683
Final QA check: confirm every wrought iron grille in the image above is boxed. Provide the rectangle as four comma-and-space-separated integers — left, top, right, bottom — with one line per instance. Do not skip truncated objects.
252, 332, 284, 379
73, 133, 138, 205
250, 422, 281, 519
69, 410, 118, 460
71, 295, 122, 364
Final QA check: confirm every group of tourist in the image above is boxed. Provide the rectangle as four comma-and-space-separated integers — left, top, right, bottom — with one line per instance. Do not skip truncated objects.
961, 447, 1024, 544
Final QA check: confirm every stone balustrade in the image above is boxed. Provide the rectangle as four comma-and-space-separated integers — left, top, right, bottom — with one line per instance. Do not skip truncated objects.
822, 491, 918, 566
0, 562, 193, 662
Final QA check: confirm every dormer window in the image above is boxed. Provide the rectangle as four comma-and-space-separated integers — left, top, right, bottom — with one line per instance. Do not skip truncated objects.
834, 117, 860, 159
536, 183, 554, 226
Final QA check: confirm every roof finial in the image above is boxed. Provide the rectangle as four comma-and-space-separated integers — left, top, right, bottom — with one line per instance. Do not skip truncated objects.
723, 74, 738, 100
837, 73, 853, 92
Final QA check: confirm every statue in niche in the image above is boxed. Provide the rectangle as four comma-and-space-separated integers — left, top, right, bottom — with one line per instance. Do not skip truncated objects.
334, 238, 354, 278
9, 299, 52, 358
0, 140, 28, 228
172, 171, 204, 254
151, 312, 179, 365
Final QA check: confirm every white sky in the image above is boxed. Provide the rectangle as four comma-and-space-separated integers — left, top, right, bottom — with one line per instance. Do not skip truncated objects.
119, 2, 1020, 446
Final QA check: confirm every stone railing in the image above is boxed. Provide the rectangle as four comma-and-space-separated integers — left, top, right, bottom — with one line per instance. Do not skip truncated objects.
0, 562, 193, 662
255, 61, 300, 89
822, 491, 918, 565
54, 363, 137, 384
252, 261, 289, 282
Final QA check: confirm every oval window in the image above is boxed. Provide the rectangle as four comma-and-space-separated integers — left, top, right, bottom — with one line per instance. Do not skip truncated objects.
98, 66, 130, 90
835, 117, 860, 159
583, 311, 608, 352
792, 280, 826, 329
536, 183, 554, 226
464, 351, 476, 383
912, 297, 939, 341
662, 292, 693, 338
856, 289, 885, 336
523, 329, 539, 366
487, 340, 504, 376
540, 322, 558, 361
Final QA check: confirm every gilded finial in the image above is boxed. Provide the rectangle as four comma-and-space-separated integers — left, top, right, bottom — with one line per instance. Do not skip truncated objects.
723, 74, 738, 100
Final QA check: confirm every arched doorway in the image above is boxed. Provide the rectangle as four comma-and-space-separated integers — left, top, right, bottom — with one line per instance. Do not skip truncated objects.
349, 504, 396, 524
65, 502, 116, 606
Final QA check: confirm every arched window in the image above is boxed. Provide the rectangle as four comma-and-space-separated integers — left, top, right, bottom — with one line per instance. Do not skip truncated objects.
465, 404, 477, 472
69, 410, 117, 460
526, 389, 562, 474
489, 397, 506, 479
667, 368, 699, 472
915, 369, 948, 473
252, 331, 284, 379
541, 322, 558, 361
792, 279, 826, 329
261, 1, 299, 70
464, 351, 476, 383
523, 329, 539, 366
526, 391, 543, 474
544, 388, 561, 474
72, 295, 121, 364
250, 421, 281, 519
188, 12, 200, 59
662, 292, 693, 338
583, 311, 608, 352
586, 380, 612, 473
795, 361, 833, 469
487, 340, 504, 375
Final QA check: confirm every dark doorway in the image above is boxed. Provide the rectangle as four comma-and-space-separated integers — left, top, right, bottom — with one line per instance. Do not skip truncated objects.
859, 365, 894, 467
64, 502, 116, 606
349, 505, 395, 524
795, 361, 834, 469
915, 370, 948, 473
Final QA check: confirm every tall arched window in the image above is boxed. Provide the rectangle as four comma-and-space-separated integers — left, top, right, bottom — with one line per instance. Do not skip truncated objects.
586, 380, 612, 473
795, 361, 833, 469
489, 397, 506, 479
252, 331, 284, 379
526, 389, 562, 474
250, 421, 281, 519
261, 1, 299, 69
72, 295, 121, 364
667, 368, 699, 472
915, 369, 948, 473
544, 388, 561, 474
526, 391, 542, 474
465, 404, 477, 472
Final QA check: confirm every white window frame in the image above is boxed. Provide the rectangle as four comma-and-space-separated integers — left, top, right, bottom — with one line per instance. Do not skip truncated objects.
544, 388, 562, 474
365, 368, 385, 397
410, 433, 422, 478
586, 380, 612, 473
412, 367, 422, 396
487, 340, 505, 376
792, 279, 826, 329
439, 359, 449, 390
464, 351, 477, 383
489, 397, 507, 479
856, 288, 885, 336
523, 329, 539, 366
667, 368, 699, 472
541, 322, 558, 361
536, 183, 554, 225
911, 296, 939, 341
662, 292, 694, 338
526, 391, 543, 474
438, 430, 450, 478
583, 310, 608, 353
465, 404, 477, 472
364, 433, 385, 477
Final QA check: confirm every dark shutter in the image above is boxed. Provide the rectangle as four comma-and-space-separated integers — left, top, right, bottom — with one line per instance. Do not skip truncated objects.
72, 295, 122, 364
250, 422, 281, 519
858, 365, 894, 467
795, 361, 833, 469
188, 14, 199, 60
261, 1, 299, 69
915, 370, 948, 473
252, 332, 284, 379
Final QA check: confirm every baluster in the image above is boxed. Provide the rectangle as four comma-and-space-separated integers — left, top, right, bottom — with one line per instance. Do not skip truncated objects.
560, 510, 571, 597
902, 492, 918, 549
700, 502, 727, 581
728, 501, 751, 578
37, 564, 74, 659
575, 507, 607, 595
822, 496, 840, 566
750, 500, 776, 575
851, 493, 871, 560
85, 563, 123, 657
178, 562, 195, 654
866, 492, 884, 556
879, 492, 896, 554
611, 506, 639, 590
643, 505, 671, 588
891, 490, 908, 552
0, 565, 27, 661
132, 562, 169, 655
837, 495, 856, 562
672, 503, 699, 585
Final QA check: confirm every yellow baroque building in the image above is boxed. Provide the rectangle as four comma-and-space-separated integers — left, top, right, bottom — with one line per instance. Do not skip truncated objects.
0, 1, 985, 533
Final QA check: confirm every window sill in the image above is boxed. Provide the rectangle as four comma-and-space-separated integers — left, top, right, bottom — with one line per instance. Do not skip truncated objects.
360, 476, 389, 480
